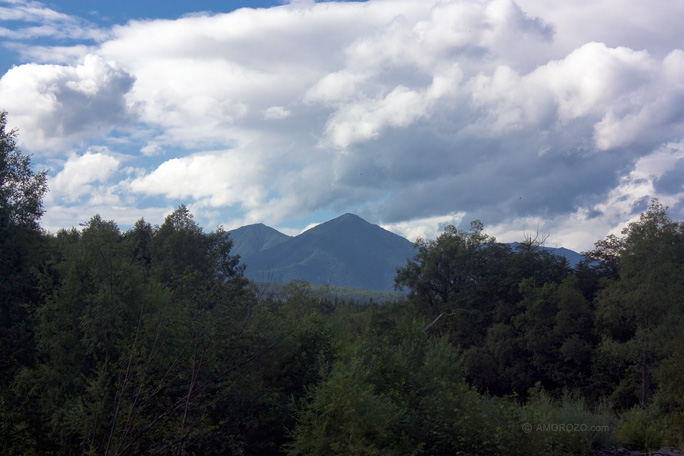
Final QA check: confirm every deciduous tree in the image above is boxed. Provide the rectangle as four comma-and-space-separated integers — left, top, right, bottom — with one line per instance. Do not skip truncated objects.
0, 110, 48, 453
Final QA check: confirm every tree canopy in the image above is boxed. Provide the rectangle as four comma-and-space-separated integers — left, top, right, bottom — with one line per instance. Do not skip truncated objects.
0, 110, 47, 229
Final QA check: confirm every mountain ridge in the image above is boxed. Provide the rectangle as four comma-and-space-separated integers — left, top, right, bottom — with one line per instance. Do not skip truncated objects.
228, 222, 291, 259
230, 213, 417, 291
229, 214, 585, 291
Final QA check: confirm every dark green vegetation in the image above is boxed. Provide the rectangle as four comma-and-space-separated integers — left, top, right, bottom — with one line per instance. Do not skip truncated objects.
2, 111, 683, 454
253, 281, 406, 304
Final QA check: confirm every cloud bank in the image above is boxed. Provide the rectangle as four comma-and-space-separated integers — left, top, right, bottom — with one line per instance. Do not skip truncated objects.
1, 0, 683, 251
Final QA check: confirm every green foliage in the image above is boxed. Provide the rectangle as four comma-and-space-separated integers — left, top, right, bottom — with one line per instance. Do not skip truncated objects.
287, 362, 408, 456
253, 281, 405, 304
11, 208, 284, 454
0, 110, 48, 229
287, 317, 515, 456
615, 405, 684, 451
594, 200, 684, 409
517, 388, 618, 456
395, 221, 496, 314
0, 111, 49, 454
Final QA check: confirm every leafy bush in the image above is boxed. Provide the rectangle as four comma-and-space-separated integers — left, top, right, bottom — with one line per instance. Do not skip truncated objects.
616, 405, 684, 451
516, 387, 618, 455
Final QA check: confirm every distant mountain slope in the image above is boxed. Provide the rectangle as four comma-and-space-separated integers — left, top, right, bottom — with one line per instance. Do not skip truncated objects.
508, 242, 585, 267
229, 215, 586, 291
229, 223, 291, 258
551, 247, 585, 268
233, 214, 417, 291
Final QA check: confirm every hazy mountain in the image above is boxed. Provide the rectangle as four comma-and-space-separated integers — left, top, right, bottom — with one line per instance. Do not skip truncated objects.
231, 213, 417, 291
508, 242, 585, 268
229, 223, 291, 258
550, 247, 585, 267
229, 214, 586, 291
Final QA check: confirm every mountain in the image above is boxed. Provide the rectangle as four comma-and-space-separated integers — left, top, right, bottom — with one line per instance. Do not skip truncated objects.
550, 247, 585, 268
229, 223, 291, 258
230, 213, 417, 291
229, 214, 586, 292
508, 242, 585, 268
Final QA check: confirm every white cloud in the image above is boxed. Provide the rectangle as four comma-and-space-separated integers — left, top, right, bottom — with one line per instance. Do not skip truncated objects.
263, 106, 291, 120
0, 0, 106, 41
301, 222, 320, 233
467, 42, 678, 141
128, 148, 268, 210
5, 42, 94, 66
140, 143, 163, 156
544, 43, 652, 122
323, 85, 432, 148
0, 54, 134, 152
49, 149, 120, 201
304, 70, 370, 104
593, 49, 684, 150
2, 0, 683, 252
382, 212, 466, 243
515, 0, 684, 58
41, 204, 173, 233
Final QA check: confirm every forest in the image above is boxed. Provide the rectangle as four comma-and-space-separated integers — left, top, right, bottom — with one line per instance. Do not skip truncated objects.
2, 110, 684, 455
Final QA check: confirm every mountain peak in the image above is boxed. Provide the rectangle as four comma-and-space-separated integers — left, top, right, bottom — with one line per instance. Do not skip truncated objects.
229, 223, 291, 258
323, 213, 366, 223
318, 212, 369, 227
230, 214, 584, 290
234, 213, 416, 290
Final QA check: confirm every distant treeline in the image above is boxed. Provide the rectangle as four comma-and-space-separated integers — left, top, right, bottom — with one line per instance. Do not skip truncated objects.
253, 281, 406, 304
2, 111, 684, 454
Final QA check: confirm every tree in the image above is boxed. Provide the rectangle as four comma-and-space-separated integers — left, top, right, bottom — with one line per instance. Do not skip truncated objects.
0, 110, 48, 453
14, 216, 151, 454
14, 207, 272, 455
0, 110, 48, 365
395, 221, 495, 310
286, 318, 513, 456
594, 200, 684, 409
0, 110, 48, 229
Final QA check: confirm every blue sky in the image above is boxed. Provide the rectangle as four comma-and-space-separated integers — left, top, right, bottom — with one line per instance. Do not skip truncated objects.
0, 1, 285, 72
1, 0, 683, 250
49, 1, 283, 20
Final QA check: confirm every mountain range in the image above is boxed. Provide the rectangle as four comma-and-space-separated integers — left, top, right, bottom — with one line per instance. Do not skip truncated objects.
229, 214, 584, 292
229, 213, 417, 291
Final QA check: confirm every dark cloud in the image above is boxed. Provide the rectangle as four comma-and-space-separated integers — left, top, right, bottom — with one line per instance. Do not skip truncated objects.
655, 158, 684, 195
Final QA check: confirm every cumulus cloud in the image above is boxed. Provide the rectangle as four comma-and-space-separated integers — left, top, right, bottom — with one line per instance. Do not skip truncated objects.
140, 143, 164, 157
323, 85, 433, 148
263, 106, 291, 120
49, 148, 120, 202
0, 54, 134, 152
2, 0, 683, 251
381, 212, 466, 243
128, 148, 269, 210
486, 141, 684, 250
593, 49, 684, 150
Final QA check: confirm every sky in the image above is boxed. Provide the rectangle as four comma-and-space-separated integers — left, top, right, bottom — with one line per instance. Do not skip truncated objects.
1, 0, 683, 252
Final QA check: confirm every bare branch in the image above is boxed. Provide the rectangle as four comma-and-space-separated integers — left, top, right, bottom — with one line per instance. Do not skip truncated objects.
521, 223, 549, 248
424, 311, 457, 333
